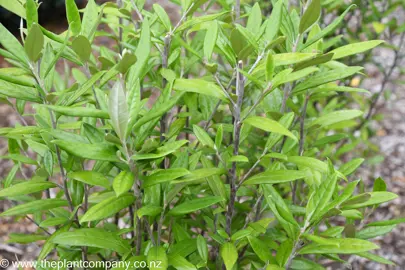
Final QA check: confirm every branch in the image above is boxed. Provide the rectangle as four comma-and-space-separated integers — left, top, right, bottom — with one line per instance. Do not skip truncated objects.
226, 61, 244, 235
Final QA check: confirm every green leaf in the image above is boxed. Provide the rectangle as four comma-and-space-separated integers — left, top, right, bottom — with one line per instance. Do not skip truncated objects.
301, 4, 356, 50
310, 110, 363, 128
0, 199, 68, 217
262, 184, 299, 239
132, 140, 188, 160
113, 171, 134, 197
44, 105, 110, 119
276, 240, 293, 267
0, 154, 37, 165
39, 217, 68, 228
228, 155, 249, 163
247, 3, 262, 35
71, 35, 91, 62
248, 236, 272, 262
0, 0, 26, 18
24, 23, 44, 62
299, 0, 321, 34
197, 235, 208, 263
339, 158, 364, 176
80, 194, 135, 223
215, 124, 223, 150
293, 67, 363, 94
373, 177, 387, 192
220, 242, 238, 270
0, 180, 56, 197
153, 4, 172, 31
66, 0, 82, 35
298, 238, 379, 254
8, 233, 47, 244
356, 225, 396, 240
287, 156, 327, 172
244, 116, 297, 141
52, 228, 130, 254
65, 70, 106, 105
193, 125, 214, 148
26, 0, 38, 30
43, 150, 53, 176
266, 53, 274, 81
52, 140, 119, 162
68, 171, 110, 188
366, 218, 405, 227
341, 192, 398, 209
137, 205, 162, 218
204, 20, 218, 61
144, 168, 190, 188
294, 53, 334, 71
81, 0, 98, 40
330, 40, 384, 60
116, 52, 137, 74
264, 0, 283, 42
109, 80, 129, 141
356, 252, 395, 266
243, 170, 306, 185
172, 168, 226, 184
306, 173, 338, 224
169, 196, 224, 216
133, 92, 184, 130
168, 254, 197, 270
174, 79, 228, 101
148, 246, 169, 270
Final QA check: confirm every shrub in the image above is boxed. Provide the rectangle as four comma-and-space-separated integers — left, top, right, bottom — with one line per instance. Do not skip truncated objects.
0, 0, 403, 269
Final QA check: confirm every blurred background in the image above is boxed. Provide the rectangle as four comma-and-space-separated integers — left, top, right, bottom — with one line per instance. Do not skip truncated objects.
0, 1, 404, 269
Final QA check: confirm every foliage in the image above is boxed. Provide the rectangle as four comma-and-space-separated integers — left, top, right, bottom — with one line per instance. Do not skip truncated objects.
0, 0, 403, 269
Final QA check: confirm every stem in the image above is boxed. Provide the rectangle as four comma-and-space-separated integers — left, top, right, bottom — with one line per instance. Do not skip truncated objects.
157, 206, 166, 245
292, 93, 310, 204
234, 0, 241, 23
226, 61, 244, 235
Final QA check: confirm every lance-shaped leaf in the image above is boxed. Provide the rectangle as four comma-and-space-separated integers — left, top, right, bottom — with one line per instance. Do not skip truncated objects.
168, 196, 224, 215
0, 199, 68, 217
44, 105, 110, 119
174, 79, 228, 101
80, 194, 135, 223
144, 168, 190, 188
148, 246, 169, 270
113, 171, 134, 196
204, 20, 219, 61
341, 192, 398, 209
310, 110, 363, 128
293, 67, 363, 94
243, 170, 306, 185
197, 235, 208, 263
24, 23, 44, 62
153, 4, 171, 31
305, 173, 338, 225
172, 168, 226, 184
244, 116, 297, 141
133, 140, 188, 160
52, 140, 119, 162
0, 180, 56, 197
52, 228, 130, 254
66, 0, 81, 35
264, 0, 283, 41
298, 238, 379, 254
301, 4, 356, 50
330, 40, 384, 60
71, 35, 91, 62
109, 81, 129, 141
68, 171, 110, 189
262, 184, 299, 239
26, 0, 38, 30
81, 0, 98, 40
193, 125, 214, 148
248, 236, 272, 262
299, 0, 321, 34
220, 242, 238, 270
